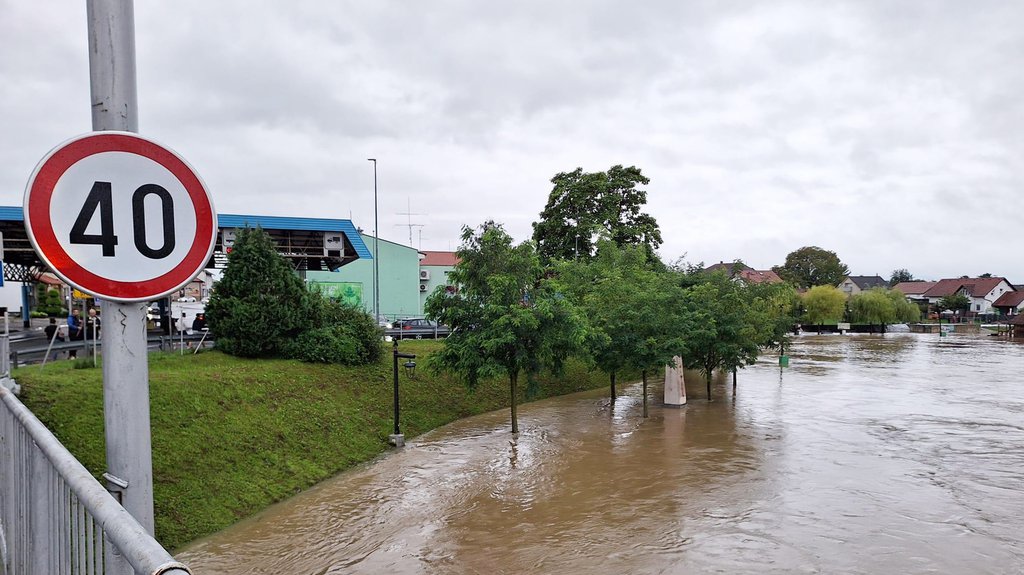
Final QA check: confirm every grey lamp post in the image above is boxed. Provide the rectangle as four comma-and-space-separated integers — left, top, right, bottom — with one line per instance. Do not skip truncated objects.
368, 158, 380, 324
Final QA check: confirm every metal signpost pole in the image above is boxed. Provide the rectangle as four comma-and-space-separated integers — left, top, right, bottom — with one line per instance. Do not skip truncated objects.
86, 0, 155, 547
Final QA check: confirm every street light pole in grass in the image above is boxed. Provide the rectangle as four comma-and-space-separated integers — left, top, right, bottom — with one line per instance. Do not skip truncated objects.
368, 158, 380, 325
390, 340, 416, 447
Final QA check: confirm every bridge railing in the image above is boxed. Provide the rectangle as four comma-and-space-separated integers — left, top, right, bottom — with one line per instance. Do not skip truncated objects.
0, 385, 190, 575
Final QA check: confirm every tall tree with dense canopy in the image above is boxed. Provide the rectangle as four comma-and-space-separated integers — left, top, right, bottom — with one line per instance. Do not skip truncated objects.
426, 222, 586, 433
889, 268, 915, 286
532, 165, 663, 264
772, 246, 850, 289
801, 285, 847, 332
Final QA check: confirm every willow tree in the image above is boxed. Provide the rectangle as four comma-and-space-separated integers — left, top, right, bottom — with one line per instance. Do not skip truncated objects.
802, 285, 847, 333
425, 222, 585, 433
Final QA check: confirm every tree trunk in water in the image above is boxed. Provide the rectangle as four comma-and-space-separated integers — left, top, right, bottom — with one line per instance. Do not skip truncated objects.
706, 370, 713, 401
642, 370, 648, 418
817, 323, 821, 335
510, 372, 519, 434
610, 371, 617, 401
732, 366, 737, 394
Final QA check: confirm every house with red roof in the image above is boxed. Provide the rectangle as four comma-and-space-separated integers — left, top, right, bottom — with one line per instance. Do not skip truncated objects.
704, 261, 782, 284
922, 277, 1015, 315
892, 281, 937, 304
992, 291, 1024, 317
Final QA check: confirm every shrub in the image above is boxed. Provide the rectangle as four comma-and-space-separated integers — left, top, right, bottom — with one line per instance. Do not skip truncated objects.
207, 227, 383, 365
290, 297, 384, 364
285, 326, 360, 364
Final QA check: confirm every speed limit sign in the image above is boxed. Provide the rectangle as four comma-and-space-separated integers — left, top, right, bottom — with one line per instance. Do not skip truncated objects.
24, 131, 217, 302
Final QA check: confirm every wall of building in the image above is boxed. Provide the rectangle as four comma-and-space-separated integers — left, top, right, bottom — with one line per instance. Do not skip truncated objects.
419, 264, 456, 310
306, 233, 421, 320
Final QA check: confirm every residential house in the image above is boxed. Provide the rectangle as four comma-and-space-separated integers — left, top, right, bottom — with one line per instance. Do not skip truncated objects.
837, 275, 888, 297
419, 251, 460, 310
705, 261, 751, 276
922, 277, 1015, 315
992, 291, 1024, 317
892, 281, 936, 305
704, 261, 782, 284
736, 269, 783, 285
1011, 313, 1024, 337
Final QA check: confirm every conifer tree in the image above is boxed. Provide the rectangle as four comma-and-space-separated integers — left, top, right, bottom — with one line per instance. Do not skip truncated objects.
206, 227, 312, 357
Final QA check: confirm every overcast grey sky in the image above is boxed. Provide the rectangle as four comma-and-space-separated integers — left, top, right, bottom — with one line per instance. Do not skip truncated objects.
2, 1, 1022, 281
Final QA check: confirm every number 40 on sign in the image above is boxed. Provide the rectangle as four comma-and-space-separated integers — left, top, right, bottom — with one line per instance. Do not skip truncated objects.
24, 132, 217, 303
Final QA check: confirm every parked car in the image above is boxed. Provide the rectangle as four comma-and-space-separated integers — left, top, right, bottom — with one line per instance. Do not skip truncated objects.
387, 318, 450, 339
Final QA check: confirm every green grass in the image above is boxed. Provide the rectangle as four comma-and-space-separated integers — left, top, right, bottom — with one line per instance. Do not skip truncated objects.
13, 342, 614, 551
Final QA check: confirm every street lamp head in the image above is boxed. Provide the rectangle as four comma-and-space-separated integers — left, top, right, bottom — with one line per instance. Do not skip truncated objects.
367, 158, 376, 162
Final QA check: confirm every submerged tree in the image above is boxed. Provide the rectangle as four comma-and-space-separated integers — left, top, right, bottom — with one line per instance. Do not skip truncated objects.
679, 274, 763, 401
554, 241, 685, 415
801, 285, 847, 333
426, 222, 585, 433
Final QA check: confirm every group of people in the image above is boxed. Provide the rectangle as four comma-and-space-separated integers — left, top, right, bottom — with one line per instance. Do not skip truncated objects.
43, 308, 101, 359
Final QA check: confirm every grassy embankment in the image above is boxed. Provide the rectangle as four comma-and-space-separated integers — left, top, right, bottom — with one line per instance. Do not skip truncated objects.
13, 341, 614, 551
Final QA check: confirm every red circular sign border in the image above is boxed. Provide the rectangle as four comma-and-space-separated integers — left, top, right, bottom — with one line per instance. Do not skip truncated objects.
24, 132, 216, 302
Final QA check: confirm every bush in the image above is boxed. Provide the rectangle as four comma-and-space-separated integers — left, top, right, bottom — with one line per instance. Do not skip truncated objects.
30, 311, 48, 318
285, 326, 359, 364
207, 227, 383, 365
287, 298, 384, 364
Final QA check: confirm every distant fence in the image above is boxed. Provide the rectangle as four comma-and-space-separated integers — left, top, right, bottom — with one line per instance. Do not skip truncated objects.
9, 333, 214, 369
0, 385, 190, 574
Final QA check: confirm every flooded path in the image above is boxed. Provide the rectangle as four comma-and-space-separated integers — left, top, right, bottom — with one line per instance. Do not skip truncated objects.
179, 334, 1024, 574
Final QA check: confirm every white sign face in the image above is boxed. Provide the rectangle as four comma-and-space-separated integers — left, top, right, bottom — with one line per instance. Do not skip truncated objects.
24, 132, 216, 302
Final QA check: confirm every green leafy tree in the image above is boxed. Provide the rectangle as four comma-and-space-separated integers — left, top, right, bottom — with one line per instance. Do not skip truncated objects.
747, 281, 801, 353
554, 241, 685, 415
848, 288, 896, 330
884, 288, 921, 323
426, 222, 586, 433
889, 268, 915, 286
680, 274, 762, 401
206, 227, 315, 358
938, 293, 970, 314
802, 285, 846, 332
532, 165, 662, 264
772, 246, 850, 289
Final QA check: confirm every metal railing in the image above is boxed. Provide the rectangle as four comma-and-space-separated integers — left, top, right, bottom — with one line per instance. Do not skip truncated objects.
0, 385, 190, 575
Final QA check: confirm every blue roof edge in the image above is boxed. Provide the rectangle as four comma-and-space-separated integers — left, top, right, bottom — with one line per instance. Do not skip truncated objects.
0, 207, 373, 260
215, 214, 373, 260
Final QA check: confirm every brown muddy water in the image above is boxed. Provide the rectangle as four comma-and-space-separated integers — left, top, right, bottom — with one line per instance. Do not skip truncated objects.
178, 334, 1024, 574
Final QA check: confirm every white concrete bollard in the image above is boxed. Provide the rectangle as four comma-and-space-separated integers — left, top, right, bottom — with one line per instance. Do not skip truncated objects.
664, 356, 686, 407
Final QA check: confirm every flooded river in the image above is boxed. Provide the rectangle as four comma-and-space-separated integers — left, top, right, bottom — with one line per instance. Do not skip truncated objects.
179, 334, 1024, 574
